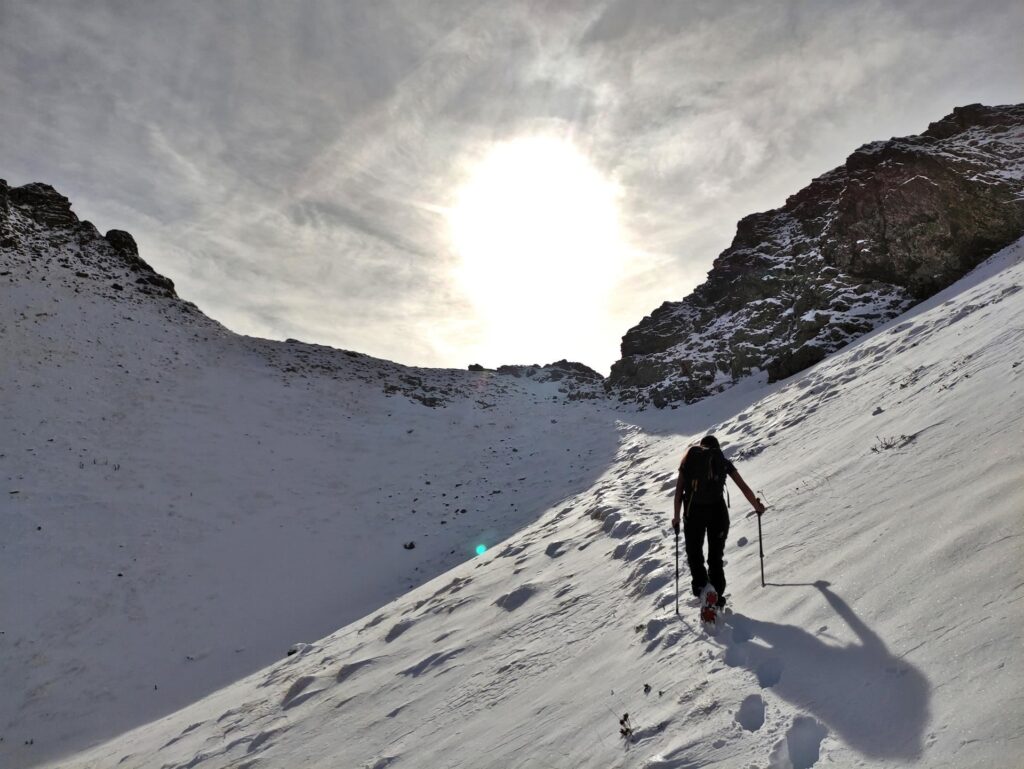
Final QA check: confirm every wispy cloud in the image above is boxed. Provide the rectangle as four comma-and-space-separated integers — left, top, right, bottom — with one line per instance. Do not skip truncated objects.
2, 0, 1021, 372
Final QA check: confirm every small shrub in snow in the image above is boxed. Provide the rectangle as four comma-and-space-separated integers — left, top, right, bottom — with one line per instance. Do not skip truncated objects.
618, 713, 634, 741
872, 434, 912, 452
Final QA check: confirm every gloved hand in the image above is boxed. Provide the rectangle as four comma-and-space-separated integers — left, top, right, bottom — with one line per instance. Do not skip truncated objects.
671, 517, 680, 534
754, 499, 766, 516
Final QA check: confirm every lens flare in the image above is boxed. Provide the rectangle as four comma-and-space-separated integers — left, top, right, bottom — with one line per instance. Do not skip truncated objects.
475, 544, 487, 556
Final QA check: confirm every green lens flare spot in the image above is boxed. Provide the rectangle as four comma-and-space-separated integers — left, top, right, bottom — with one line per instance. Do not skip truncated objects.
475, 544, 487, 556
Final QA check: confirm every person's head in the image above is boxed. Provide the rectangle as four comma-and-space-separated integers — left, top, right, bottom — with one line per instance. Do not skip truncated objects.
699, 434, 720, 450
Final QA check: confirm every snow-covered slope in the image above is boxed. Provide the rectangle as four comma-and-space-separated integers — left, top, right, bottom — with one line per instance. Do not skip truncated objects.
32, 236, 1024, 769
1, 183, 618, 767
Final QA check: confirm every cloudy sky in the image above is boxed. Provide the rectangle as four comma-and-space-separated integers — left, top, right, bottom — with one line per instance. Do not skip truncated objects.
3, 1, 1022, 373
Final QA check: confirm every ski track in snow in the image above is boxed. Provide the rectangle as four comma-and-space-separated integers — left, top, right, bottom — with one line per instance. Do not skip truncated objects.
4, 233, 1024, 768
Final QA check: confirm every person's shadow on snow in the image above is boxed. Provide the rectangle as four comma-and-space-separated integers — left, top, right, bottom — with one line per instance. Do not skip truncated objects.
718, 581, 930, 762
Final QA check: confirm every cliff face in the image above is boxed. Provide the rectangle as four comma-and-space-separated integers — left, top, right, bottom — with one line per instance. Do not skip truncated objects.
608, 103, 1024, 407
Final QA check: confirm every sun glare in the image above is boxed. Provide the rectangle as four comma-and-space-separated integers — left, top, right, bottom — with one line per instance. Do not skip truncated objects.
447, 136, 625, 364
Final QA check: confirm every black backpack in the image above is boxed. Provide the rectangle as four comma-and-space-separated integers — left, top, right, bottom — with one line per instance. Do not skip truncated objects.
681, 445, 728, 507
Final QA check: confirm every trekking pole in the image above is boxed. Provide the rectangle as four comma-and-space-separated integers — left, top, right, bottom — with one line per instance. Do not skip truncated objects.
674, 528, 680, 614
757, 512, 765, 587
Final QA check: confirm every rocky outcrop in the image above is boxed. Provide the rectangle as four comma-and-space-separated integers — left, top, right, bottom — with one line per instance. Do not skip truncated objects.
494, 359, 606, 400
608, 103, 1024, 407
0, 178, 178, 299
105, 228, 177, 293
7, 182, 77, 228
495, 359, 602, 382
826, 106, 1024, 297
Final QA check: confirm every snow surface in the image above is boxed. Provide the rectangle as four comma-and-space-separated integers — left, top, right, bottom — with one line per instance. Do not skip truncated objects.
4, 234, 1024, 768
0, 225, 618, 765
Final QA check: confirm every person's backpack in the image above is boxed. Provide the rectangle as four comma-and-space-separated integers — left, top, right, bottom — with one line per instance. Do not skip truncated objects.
681, 445, 728, 507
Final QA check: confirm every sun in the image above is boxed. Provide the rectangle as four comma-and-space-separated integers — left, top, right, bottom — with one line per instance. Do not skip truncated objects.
447, 136, 625, 363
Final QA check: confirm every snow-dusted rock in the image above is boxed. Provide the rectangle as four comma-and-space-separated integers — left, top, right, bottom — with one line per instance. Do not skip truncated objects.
1, 178, 183, 302
608, 103, 1024, 407
6, 182, 78, 228
495, 359, 606, 400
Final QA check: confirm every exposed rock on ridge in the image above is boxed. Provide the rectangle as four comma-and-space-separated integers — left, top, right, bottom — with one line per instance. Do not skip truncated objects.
0, 178, 607, 409
494, 360, 605, 400
0, 178, 179, 300
8, 182, 79, 228
608, 103, 1024, 407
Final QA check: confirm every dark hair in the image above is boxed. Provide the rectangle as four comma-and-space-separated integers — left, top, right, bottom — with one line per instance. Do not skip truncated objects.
699, 434, 720, 449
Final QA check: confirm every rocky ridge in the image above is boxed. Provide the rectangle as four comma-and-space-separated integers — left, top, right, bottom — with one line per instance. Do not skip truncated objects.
0, 180, 604, 407
1, 180, 180, 302
608, 103, 1024, 407
477, 360, 606, 401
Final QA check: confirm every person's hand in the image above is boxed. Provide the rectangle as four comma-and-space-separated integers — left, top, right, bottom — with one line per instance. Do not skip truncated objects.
754, 499, 766, 516
671, 517, 680, 534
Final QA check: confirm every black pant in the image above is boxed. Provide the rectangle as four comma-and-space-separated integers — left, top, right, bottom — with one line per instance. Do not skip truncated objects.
683, 499, 730, 597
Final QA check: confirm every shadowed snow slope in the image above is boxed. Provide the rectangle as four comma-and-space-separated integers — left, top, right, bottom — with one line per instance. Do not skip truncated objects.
24, 238, 1024, 769
0, 192, 620, 767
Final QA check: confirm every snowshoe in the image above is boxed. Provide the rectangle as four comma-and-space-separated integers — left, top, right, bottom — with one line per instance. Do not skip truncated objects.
699, 584, 720, 625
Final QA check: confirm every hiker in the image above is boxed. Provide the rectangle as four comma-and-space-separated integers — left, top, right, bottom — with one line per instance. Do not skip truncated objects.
672, 435, 765, 607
